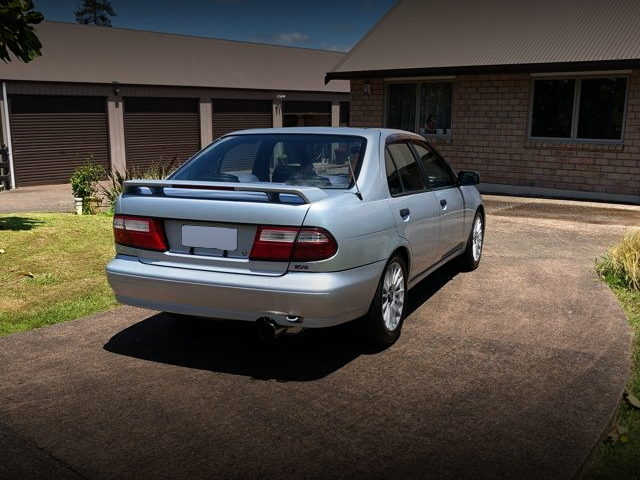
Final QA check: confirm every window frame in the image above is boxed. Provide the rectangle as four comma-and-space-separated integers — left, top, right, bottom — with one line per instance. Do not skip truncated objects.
384, 78, 455, 137
407, 140, 458, 191
384, 147, 405, 197
528, 74, 629, 144
384, 139, 429, 198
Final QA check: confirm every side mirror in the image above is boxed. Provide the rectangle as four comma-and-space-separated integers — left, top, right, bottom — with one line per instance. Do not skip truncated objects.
457, 170, 480, 186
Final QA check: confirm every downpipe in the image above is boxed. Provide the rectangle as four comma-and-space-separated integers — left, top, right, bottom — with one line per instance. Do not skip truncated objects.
1, 82, 15, 189
256, 317, 305, 342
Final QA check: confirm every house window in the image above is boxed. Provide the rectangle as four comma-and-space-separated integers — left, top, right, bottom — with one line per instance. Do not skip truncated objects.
577, 78, 627, 140
419, 83, 452, 135
531, 79, 575, 138
530, 76, 627, 141
387, 83, 416, 132
386, 81, 453, 135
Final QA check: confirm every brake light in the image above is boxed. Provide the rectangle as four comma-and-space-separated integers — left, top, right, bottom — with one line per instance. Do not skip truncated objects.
250, 227, 297, 261
113, 215, 168, 251
249, 226, 337, 262
292, 228, 338, 261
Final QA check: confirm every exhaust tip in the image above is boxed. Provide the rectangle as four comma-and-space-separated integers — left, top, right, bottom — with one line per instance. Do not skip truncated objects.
256, 317, 285, 342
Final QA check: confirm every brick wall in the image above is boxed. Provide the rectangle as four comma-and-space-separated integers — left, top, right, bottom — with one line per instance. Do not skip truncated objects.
350, 78, 385, 127
349, 71, 640, 198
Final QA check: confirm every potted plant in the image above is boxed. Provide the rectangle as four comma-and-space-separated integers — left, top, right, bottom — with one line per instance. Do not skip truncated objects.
70, 156, 105, 214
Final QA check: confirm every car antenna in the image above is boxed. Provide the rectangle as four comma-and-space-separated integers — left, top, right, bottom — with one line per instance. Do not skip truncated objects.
347, 158, 363, 201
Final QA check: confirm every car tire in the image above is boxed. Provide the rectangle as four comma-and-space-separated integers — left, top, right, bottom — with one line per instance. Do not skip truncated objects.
458, 211, 484, 272
363, 254, 408, 348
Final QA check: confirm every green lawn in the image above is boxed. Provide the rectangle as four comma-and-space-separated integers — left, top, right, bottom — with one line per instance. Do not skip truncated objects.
587, 283, 640, 478
0, 213, 117, 336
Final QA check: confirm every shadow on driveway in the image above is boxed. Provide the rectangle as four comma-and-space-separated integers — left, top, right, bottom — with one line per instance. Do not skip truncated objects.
103, 262, 460, 382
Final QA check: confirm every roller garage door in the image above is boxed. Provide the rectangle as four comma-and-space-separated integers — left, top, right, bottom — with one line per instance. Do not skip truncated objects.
9, 95, 110, 186
283, 101, 331, 127
212, 99, 272, 140
124, 97, 200, 172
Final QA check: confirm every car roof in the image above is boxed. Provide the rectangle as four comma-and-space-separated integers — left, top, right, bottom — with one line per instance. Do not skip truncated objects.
223, 126, 424, 141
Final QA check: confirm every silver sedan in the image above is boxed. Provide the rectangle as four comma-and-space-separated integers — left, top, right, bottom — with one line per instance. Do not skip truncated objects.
106, 127, 484, 346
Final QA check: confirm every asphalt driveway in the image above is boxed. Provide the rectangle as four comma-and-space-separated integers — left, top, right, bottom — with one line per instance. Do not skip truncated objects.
0, 197, 637, 479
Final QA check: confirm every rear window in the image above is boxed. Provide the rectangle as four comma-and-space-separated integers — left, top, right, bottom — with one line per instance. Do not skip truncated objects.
170, 134, 367, 189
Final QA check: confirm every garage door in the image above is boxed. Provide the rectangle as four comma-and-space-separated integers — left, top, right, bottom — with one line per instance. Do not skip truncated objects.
9, 95, 110, 186
212, 100, 272, 140
340, 101, 350, 127
283, 101, 331, 127
124, 97, 200, 173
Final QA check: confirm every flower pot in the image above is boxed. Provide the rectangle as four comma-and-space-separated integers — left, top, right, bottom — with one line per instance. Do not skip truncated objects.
74, 197, 83, 215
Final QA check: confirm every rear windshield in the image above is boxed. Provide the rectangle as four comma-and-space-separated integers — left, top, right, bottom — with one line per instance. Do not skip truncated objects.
170, 134, 367, 189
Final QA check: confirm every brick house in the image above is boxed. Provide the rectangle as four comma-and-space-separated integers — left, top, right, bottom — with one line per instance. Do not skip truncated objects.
326, 0, 640, 203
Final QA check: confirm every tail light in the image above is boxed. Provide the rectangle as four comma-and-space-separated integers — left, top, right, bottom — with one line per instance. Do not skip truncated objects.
250, 226, 337, 262
113, 215, 168, 251
292, 228, 338, 261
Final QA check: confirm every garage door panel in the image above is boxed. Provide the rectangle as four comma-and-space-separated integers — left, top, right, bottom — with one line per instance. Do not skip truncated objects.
9, 96, 110, 186
212, 100, 272, 140
124, 98, 200, 172
283, 101, 331, 127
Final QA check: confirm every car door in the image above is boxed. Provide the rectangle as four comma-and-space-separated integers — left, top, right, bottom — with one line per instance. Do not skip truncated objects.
384, 140, 440, 278
410, 141, 465, 260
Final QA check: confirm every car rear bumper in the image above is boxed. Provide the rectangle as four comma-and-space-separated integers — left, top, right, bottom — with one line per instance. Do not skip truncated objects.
106, 255, 384, 328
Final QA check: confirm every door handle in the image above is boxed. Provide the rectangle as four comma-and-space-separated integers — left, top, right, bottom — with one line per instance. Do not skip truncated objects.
399, 208, 410, 220
440, 199, 447, 209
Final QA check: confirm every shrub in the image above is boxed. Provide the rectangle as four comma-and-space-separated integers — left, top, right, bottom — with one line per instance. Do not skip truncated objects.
70, 156, 105, 213
100, 155, 180, 211
597, 230, 640, 291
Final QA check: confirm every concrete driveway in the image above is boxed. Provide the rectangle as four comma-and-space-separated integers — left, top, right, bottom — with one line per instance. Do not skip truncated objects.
0, 184, 75, 213
0, 197, 637, 479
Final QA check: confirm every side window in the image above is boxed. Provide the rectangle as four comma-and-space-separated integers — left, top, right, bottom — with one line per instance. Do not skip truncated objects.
386, 142, 425, 193
385, 149, 403, 196
412, 142, 456, 189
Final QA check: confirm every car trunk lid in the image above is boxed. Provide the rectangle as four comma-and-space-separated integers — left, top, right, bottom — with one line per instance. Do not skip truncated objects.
118, 180, 327, 276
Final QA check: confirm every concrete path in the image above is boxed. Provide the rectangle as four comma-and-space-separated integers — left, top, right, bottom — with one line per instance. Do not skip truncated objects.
0, 198, 637, 479
0, 184, 75, 213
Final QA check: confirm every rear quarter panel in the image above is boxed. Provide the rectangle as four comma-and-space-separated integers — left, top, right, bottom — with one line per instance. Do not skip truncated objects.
297, 194, 404, 273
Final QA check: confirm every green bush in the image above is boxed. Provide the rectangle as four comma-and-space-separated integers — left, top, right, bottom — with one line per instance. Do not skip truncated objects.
100, 155, 180, 211
597, 230, 640, 291
70, 156, 105, 214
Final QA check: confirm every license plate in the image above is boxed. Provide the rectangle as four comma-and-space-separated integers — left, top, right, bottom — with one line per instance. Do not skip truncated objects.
181, 225, 238, 251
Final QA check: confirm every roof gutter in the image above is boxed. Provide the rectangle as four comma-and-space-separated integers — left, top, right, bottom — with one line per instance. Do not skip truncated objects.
325, 59, 640, 83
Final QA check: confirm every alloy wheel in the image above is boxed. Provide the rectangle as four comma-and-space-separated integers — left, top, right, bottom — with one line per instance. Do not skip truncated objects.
472, 216, 483, 262
382, 261, 405, 331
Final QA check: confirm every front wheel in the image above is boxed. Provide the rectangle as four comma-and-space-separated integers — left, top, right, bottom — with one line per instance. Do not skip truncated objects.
362, 254, 408, 347
459, 211, 484, 271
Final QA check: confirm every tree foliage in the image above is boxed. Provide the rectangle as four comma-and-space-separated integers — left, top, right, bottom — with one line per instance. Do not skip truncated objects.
0, 0, 44, 63
74, 0, 116, 27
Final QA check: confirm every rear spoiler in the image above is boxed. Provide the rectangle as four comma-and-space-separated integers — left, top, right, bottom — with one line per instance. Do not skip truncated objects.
122, 180, 328, 204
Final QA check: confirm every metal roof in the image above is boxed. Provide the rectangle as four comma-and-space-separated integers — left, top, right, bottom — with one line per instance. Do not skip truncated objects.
327, 0, 640, 80
0, 21, 349, 93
